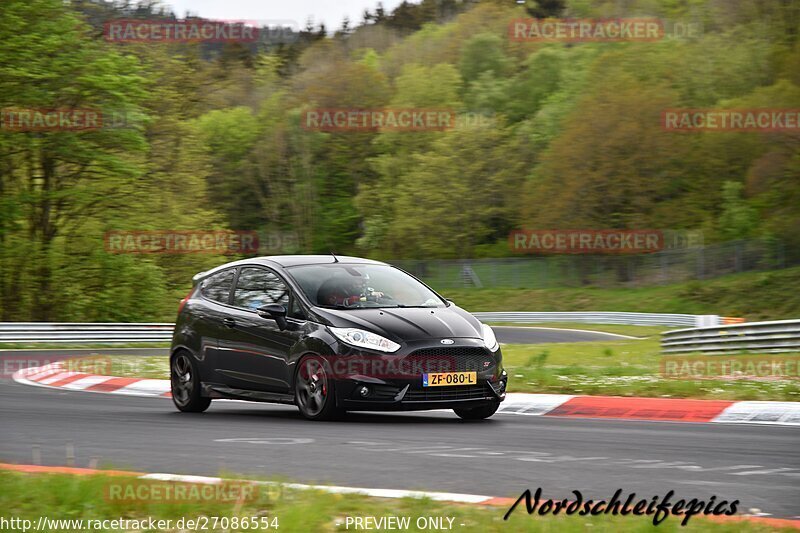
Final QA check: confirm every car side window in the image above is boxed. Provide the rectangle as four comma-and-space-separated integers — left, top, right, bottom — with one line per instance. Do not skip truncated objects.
233, 267, 290, 310
289, 295, 306, 320
201, 269, 235, 304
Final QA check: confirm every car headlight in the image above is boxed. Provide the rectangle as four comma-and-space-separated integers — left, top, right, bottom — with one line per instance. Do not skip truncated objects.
481, 323, 499, 351
329, 327, 401, 353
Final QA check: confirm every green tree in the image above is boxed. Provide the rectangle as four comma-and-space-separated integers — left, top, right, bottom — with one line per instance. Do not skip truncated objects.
458, 33, 509, 83
382, 122, 526, 258
0, 0, 148, 320
718, 181, 759, 240
521, 71, 691, 230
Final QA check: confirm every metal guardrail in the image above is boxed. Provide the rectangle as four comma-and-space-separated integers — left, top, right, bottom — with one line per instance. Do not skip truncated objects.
0, 323, 173, 343
661, 319, 800, 354
473, 312, 716, 327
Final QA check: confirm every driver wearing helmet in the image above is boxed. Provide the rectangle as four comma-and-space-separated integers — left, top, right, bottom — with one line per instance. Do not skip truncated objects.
316, 275, 385, 307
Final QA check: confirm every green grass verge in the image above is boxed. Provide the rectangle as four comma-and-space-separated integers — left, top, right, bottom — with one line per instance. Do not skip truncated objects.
501, 340, 800, 401
0, 471, 792, 532
442, 266, 800, 321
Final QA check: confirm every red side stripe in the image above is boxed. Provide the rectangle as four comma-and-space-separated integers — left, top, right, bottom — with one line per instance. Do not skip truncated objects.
479, 497, 517, 506
0, 463, 144, 477
46, 373, 90, 387
545, 396, 734, 422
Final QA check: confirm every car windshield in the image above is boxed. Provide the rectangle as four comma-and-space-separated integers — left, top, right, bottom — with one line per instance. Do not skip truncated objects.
287, 264, 445, 309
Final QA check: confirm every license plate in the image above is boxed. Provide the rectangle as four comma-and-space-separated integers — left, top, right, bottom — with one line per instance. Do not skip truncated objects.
423, 371, 477, 387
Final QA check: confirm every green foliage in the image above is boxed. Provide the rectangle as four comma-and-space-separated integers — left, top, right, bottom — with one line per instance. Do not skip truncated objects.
718, 181, 759, 240
0, 0, 150, 320
0, 0, 798, 320
459, 33, 510, 82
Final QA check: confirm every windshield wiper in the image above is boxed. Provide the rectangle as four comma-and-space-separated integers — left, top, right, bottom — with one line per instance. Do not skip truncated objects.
318, 304, 439, 310
375, 304, 437, 308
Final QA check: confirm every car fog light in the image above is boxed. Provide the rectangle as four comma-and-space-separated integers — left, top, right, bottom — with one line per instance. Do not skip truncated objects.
358, 386, 370, 397
498, 380, 506, 392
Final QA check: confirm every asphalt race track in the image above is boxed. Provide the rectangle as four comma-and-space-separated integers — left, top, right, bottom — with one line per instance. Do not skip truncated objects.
493, 326, 633, 344
2, 377, 799, 519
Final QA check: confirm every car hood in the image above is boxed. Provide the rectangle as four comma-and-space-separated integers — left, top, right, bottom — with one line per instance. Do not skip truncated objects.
312, 305, 483, 342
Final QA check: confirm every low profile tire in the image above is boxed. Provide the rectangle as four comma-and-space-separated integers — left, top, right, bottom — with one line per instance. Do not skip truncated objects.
454, 401, 500, 420
295, 356, 344, 421
171, 351, 211, 413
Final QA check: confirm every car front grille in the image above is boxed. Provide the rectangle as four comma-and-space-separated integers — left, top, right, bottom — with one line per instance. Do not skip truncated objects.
406, 347, 495, 374
404, 384, 493, 402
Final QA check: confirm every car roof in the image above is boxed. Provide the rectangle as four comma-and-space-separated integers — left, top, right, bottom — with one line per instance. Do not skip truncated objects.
263, 255, 387, 267
192, 255, 387, 284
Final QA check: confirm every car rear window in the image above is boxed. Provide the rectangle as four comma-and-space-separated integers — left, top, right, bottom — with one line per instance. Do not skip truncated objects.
200, 269, 235, 304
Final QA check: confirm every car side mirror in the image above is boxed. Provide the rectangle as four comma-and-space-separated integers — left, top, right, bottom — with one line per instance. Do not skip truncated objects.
257, 303, 288, 330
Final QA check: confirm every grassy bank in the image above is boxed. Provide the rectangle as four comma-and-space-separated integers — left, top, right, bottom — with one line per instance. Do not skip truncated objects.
443, 267, 800, 321
0, 471, 792, 532
501, 340, 799, 401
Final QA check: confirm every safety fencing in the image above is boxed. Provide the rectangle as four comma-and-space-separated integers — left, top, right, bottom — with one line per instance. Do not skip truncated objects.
393, 239, 787, 289
0, 323, 173, 344
473, 312, 720, 328
661, 319, 800, 354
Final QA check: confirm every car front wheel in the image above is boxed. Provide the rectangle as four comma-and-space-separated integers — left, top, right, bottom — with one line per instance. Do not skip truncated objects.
295, 356, 343, 421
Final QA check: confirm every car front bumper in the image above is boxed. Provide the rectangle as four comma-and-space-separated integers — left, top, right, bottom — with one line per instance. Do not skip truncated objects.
328, 338, 507, 411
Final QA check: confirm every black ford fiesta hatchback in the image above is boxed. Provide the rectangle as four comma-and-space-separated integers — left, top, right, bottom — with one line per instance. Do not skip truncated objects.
170, 255, 507, 420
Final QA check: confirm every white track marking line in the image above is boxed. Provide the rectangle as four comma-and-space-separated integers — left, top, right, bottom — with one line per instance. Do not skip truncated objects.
114, 379, 171, 396
140, 473, 492, 503
714, 401, 800, 426
497, 393, 573, 415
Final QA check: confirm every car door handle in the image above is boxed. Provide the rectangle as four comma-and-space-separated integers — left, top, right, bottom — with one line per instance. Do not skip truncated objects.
223, 318, 237, 328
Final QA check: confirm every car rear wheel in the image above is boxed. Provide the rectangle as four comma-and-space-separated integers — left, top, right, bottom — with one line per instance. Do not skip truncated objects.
171, 351, 211, 413
295, 356, 343, 421
454, 401, 500, 420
